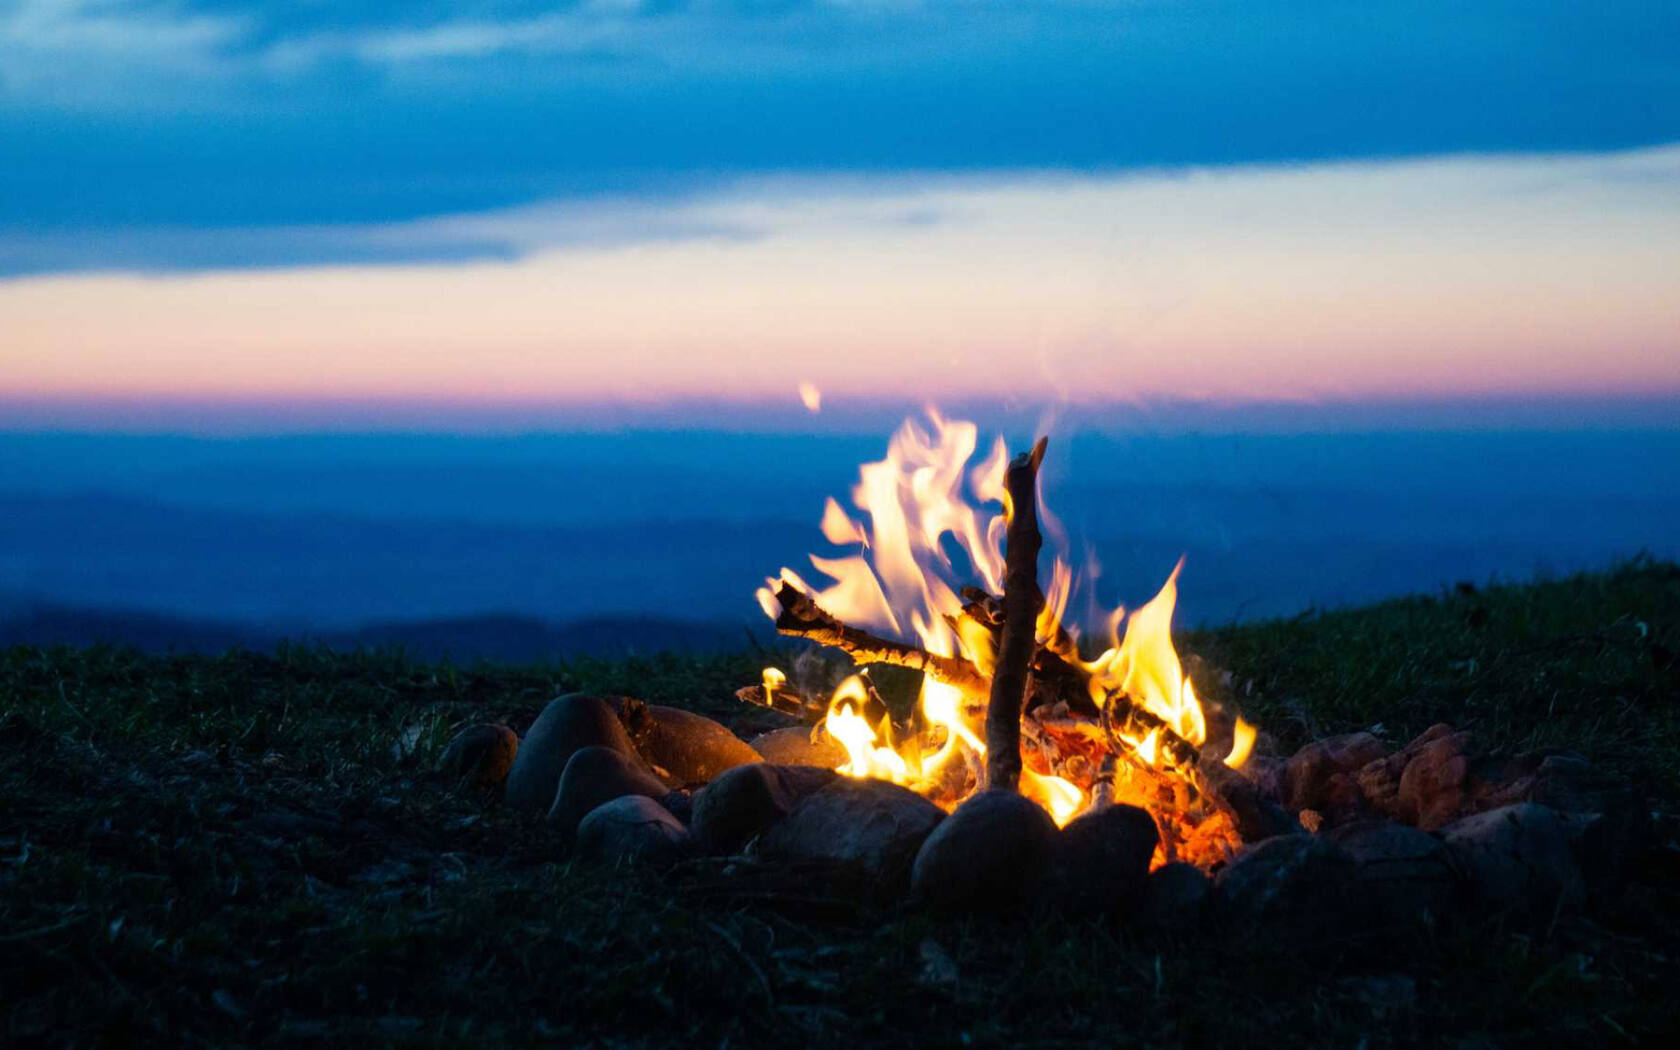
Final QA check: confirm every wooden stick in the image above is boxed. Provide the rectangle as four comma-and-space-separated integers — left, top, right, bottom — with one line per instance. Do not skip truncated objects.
985, 436, 1047, 792
771, 582, 991, 696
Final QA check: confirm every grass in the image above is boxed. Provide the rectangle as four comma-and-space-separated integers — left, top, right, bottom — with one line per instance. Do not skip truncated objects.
3, 558, 1679, 1048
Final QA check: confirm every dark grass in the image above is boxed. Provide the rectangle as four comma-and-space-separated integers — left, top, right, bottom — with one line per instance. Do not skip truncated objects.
3, 559, 1680, 1048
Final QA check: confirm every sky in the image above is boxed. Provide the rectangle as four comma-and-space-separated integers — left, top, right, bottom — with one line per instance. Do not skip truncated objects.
3, 1, 1679, 427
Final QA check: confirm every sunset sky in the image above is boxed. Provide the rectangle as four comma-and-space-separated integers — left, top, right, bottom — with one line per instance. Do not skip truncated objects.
4, 2, 1678, 429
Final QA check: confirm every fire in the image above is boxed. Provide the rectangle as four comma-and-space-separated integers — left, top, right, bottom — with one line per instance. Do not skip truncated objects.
756, 409, 1251, 868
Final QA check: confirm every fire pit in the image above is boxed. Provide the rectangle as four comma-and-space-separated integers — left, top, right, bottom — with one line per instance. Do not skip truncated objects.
451, 410, 1646, 937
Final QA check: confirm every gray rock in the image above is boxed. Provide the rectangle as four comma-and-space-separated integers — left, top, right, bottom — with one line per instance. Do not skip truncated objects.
547, 746, 671, 838
504, 694, 646, 813
1327, 820, 1460, 928
1216, 834, 1359, 949
759, 777, 946, 892
614, 700, 763, 786
438, 724, 519, 789
575, 795, 692, 867
1044, 803, 1159, 918
1135, 862, 1212, 933
748, 726, 847, 768
690, 763, 838, 855
911, 790, 1058, 916
1203, 763, 1302, 843
1440, 803, 1584, 916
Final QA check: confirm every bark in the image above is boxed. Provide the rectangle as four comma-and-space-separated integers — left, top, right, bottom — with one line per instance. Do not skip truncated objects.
771, 581, 990, 696
985, 437, 1048, 792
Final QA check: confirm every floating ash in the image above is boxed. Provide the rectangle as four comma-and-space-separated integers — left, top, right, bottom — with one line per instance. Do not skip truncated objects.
746, 409, 1255, 870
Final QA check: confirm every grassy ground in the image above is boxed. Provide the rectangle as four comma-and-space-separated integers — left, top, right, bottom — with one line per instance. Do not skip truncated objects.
3, 559, 1679, 1048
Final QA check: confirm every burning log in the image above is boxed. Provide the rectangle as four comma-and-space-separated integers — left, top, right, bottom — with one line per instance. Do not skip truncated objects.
770, 581, 991, 696
985, 436, 1048, 793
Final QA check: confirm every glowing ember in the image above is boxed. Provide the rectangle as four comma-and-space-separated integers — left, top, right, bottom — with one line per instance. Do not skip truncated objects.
754, 409, 1258, 869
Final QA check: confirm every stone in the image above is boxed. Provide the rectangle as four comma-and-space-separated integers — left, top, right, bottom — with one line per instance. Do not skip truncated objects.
575, 795, 692, 867
437, 724, 519, 789
1527, 754, 1645, 893
1440, 803, 1584, 917
911, 791, 1058, 916
1282, 732, 1388, 813
1327, 820, 1460, 929
748, 726, 847, 768
759, 777, 946, 892
1215, 834, 1359, 949
1043, 803, 1159, 918
613, 700, 763, 786
1135, 862, 1213, 933
1397, 729, 1475, 830
1354, 723, 1458, 823
1204, 764, 1302, 843
504, 694, 646, 813
690, 763, 838, 855
547, 746, 671, 839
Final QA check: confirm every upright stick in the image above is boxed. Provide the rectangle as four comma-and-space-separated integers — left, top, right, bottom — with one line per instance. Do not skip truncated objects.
985, 436, 1047, 792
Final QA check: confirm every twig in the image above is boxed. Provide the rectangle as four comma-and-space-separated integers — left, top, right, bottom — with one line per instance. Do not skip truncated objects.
771, 582, 990, 696
985, 436, 1047, 792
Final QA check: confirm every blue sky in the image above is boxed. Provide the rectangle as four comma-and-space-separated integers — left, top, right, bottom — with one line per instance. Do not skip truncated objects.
4, 1, 1679, 273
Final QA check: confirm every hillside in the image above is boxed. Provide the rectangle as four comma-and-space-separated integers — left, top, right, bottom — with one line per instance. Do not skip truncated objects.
2, 559, 1678, 1047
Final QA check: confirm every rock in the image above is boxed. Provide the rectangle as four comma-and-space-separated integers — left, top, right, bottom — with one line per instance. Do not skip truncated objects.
690, 763, 838, 854
1215, 834, 1359, 949
1397, 729, 1475, 830
505, 695, 646, 813
1283, 732, 1388, 814
613, 700, 763, 786
660, 789, 694, 826
1327, 820, 1459, 929
548, 746, 671, 838
575, 795, 692, 867
748, 726, 847, 768
1527, 754, 1645, 893
1135, 862, 1212, 933
1355, 723, 1460, 824
1440, 803, 1584, 917
1204, 764, 1302, 843
437, 724, 519, 789
911, 791, 1058, 916
759, 777, 946, 892
1043, 803, 1159, 918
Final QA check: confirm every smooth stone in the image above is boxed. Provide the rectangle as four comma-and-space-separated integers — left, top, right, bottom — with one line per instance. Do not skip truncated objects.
1044, 803, 1160, 918
911, 790, 1058, 916
575, 795, 692, 868
1135, 862, 1213, 933
1440, 803, 1584, 916
759, 777, 946, 892
1215, 834, 1360, 949
614, 700, 763, 786
547, 746, 670, 839
748, 726, 847, 768
504, 694, 646, 813
437, 724, 519, 789
690, 763, 838, 855
1327, 820, 1460, 928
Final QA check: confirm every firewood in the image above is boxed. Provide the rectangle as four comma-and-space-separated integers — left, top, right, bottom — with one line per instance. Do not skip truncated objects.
771, 582, 992, 696
985, 436, 1048, 792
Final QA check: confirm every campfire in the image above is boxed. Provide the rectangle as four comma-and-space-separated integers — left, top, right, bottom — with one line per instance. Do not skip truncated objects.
738, 410, 1257, 870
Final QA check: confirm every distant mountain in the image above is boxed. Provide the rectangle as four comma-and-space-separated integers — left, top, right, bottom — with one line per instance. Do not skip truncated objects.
0, 598, 760, 663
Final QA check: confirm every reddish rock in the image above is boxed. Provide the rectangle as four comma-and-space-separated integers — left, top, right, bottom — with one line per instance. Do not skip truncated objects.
1283, 732, 1388, 815
748, 726, 847, 768
1396, 730, 1475, 830
612, 699, 763, 786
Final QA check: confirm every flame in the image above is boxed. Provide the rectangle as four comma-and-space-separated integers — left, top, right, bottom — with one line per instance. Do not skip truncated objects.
1224, 717, 1257, 770
755, 409, 1252, 865
798, 381, 822, 413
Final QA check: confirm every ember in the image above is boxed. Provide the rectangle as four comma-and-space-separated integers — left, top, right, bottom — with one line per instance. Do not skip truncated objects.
747, 410, 1257, 871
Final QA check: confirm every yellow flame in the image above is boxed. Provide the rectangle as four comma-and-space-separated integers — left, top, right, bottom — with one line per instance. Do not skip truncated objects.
1224, 717, 1257, 770
798, 381, 822, 413
1023, 770, 1084, 828
762, 666, 786, 703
